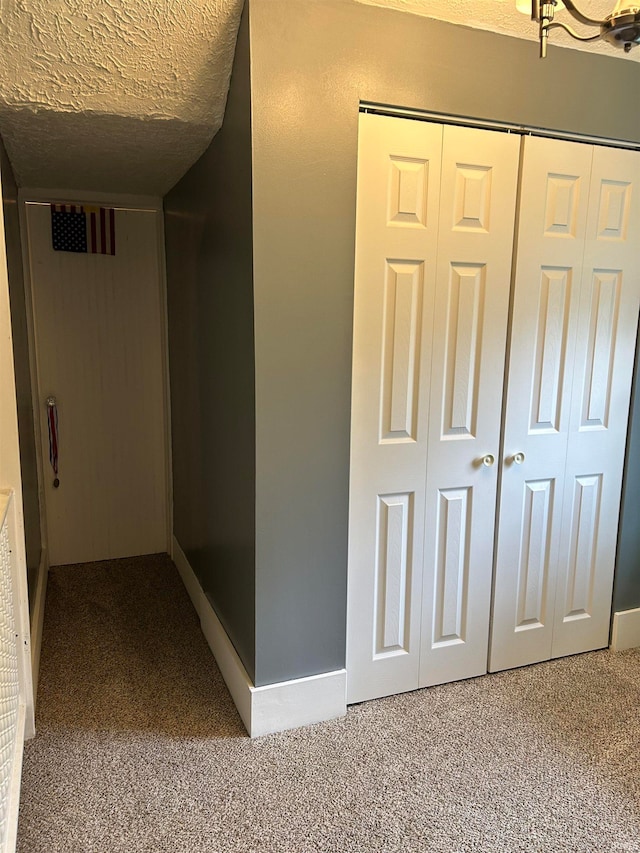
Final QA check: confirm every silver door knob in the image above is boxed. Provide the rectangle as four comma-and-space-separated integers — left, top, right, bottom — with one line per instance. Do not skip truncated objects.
510, 452, 525, 465
481, 454, 495, 467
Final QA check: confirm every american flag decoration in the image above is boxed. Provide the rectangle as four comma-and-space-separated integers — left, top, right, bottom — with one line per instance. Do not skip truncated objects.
51, 204, 116, 255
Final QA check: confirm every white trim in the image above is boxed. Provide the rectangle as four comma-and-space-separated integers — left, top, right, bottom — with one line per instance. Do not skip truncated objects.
196, 586, 253, 733
156, 212, 173, 554
29, 547, 49, 717
17, 198, 49, 562
171, 536, 253, 734
611, 607, 640, 651
171, 536, 347, 738
250, 670, 348, 739
18, 187, 162, 211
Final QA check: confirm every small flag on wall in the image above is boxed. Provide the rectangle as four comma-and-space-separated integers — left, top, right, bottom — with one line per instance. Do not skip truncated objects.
51, 204, 116, 255
85, 205, 116, 255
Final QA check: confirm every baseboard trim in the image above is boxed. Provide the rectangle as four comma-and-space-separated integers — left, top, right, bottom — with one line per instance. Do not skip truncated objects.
171, 536, 346, 738
171, 538, 253, 732
29, 547, 49, 721
611, 607, 640, 651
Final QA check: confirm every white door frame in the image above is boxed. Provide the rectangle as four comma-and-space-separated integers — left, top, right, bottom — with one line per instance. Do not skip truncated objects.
17, 187, 173, 567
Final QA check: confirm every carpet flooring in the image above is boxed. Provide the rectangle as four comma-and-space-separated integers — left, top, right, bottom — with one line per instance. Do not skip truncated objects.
16, 554, 640, 852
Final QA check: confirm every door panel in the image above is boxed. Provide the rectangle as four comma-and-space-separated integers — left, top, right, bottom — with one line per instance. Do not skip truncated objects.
490, 137, 594, 672
346, 113, 442, 703
419, 125, 519, 686
552, 144, 640, 657
514, 477, 555, 627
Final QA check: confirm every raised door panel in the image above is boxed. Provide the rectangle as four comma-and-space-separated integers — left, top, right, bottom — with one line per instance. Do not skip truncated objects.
420, 125, 520, 687
490, 137, 594, 672
347, 113, 443, 703
552, 145, 640, 657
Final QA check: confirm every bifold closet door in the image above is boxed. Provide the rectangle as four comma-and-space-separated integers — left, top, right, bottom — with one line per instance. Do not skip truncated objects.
347, 113, 519, 704
489, 137, 592, 671
552, 144, 640, 658
347, 114, 442, 704
490, 137, 640, 672
418, 125, 519, 687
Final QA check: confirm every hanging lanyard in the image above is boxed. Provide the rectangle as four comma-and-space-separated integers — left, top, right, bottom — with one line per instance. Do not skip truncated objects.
46, 397, 60, 488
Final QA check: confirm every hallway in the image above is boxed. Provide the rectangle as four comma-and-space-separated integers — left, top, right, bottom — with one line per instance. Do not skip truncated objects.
16, 555, 640, 852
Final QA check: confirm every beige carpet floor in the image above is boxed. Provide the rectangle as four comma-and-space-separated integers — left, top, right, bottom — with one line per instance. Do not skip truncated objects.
16, 554, 640, 852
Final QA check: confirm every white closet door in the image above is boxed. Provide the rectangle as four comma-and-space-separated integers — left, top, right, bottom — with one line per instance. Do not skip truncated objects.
552, 145, 640, 657
419, 126, 519, 686
347, 113, 442, 703
490, 137, 593, 672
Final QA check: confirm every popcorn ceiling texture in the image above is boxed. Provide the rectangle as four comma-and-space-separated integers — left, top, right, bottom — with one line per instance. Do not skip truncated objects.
355, 0, 640, 61
0, 109, 214, 196
0, 0, 243, 120
0, 0, 244, 194
0, 0, 635, 194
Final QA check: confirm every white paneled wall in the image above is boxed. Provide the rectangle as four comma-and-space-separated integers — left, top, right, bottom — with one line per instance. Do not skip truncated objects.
0, 492, 32, 853
24, 201, 170, 566
0, 507, 19, 843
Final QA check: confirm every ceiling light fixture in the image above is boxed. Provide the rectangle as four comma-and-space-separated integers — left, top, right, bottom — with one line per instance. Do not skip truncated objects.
525, 0, 640, 57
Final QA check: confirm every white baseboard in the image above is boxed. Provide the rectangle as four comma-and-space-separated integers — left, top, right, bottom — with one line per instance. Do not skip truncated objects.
171, 536, 346, 738
29, 547, 49, 721
611, 607, 640, 651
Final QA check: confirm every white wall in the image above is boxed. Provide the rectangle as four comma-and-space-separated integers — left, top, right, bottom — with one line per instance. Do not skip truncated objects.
22, 195, 170, 566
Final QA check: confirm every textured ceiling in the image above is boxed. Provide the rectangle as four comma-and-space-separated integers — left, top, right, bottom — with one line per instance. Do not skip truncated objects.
356, 0, 640, 60
0, 0, 244, 195
0, 0, 636, 196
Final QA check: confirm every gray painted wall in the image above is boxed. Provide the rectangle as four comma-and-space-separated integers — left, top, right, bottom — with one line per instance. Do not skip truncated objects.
164, 5, 256, 679
164, 0, 640, 691
249, 0, 640, 684
614, 328, 640, 613
0, 136, 41, 604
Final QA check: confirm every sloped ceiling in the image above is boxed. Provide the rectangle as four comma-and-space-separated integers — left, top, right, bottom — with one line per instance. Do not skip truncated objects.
0, 0, 636, 196
0, 0, 244, 195
356, 0, 640, 60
